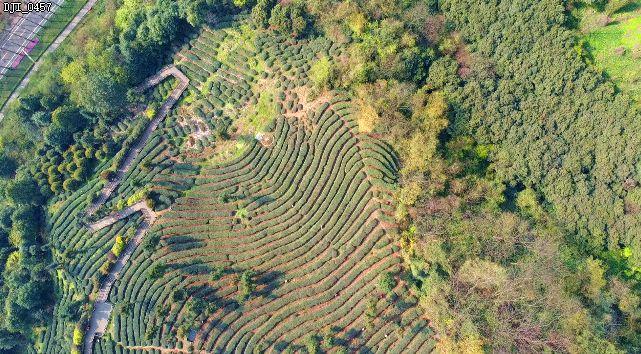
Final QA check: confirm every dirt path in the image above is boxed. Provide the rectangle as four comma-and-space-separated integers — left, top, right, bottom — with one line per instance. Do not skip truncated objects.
83, 66, 188, 354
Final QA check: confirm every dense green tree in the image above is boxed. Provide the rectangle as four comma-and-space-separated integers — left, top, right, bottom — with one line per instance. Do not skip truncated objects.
251, 0, 272, 28
378, 272, 396, 294
4, 176, 44, 205
9, 205, 41, 246
269, 2, 308, 37
51, 106, 86, 133
30, 111, 51, 126
0, 153, 17, 178
0, 329, 23, 351
15, 95, 42, 121
0, 206, 14, 231
439, 0, 641, 269
43, 124, 73, 149
61, 49, 127, 116
179, 0, 207, 27
238, 269, 255, 301
147, 262, 167, 279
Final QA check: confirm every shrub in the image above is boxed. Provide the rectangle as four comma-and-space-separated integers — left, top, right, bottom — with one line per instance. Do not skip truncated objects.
309, 56, 334, 90
305, 334, 320, 354
238, 269, 255, 301
100, 169, 117, 182
211, 265, 226, 281
378, 272, 396, 294
148, 262, 167, 279
111, 235, 126, 257
72, 325, 84, 346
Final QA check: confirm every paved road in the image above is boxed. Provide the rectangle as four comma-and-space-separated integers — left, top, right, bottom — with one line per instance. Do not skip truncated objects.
83, 212, 154, 353
0, 0, 64, 79
0, 0, 98, 120
88, 201, 151, 231
83, 66, 188, 354
84, 302, 112, 346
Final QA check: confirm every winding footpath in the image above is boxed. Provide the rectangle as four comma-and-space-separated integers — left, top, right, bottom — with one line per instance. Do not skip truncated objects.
83, 66, 189, 354
85, 65, 189, 216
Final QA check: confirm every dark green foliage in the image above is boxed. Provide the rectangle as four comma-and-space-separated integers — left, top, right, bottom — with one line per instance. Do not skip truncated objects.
51, 106, 86, 132
378, 272, 396, 294
0, 207, 13, 231
172, 289, 187, 303
144, 234, 161, 253
148, 262, 168, 279
9, 205, 42, 246
43, 124, 74, 150
0, 153, 17, 178
0, 329, 23, 351
4, 175, 44, 205
438, 0, 641, 269
30, 111, 51, 126
269, 2, 308, 38
210, 265, 226, 281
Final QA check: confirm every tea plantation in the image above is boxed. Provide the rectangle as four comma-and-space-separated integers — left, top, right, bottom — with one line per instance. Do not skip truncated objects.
41, 16, 432, 353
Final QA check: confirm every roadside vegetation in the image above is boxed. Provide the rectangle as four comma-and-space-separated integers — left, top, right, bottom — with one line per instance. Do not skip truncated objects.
0, 0, 88, 109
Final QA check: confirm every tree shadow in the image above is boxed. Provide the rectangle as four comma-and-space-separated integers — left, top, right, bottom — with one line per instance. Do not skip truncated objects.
251, 194, 275, 207
166, 235, 206, 252
616, 2, 641, 14
255, 270, 284, 299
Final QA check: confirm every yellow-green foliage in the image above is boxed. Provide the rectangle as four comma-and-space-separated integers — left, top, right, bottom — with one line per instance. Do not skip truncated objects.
72, 326, 84, 346
355, 102, 378, 133
244, 92, 277, 131
516, 188, 544, 219
111, 235, 126, 257
400, 90, 448, 176
582, 5, 641, 100
309, 56, 333, 90
581, 257, 607, 302
4, 251, 21, 271
144, 106, 156, 119
216, 24, 256, 65
127, 186, 150, 206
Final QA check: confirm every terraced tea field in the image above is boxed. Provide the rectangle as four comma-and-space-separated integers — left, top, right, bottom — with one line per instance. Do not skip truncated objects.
42, 16, 433, 353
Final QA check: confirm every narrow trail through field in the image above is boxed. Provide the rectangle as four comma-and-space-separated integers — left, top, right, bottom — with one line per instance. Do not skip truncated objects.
83, 66, 188, 354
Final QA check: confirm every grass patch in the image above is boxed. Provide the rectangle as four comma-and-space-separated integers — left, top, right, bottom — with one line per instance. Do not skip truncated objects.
215, 24, 257, 66
248, 91, 278, 130
203, 137, 251, 166
581, 2, 641, 101
0, 0, 88, 109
